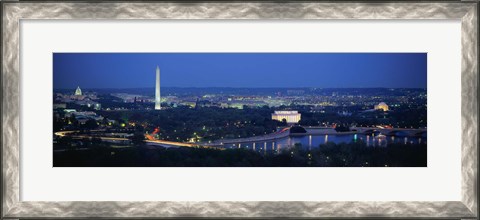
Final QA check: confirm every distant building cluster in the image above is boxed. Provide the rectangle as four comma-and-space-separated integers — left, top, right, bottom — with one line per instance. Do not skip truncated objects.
112, 93, 152, 103
54, 86, 101, 110
163, 95, 286, 109
287, 89, 305, 96
271, 110, 301, 124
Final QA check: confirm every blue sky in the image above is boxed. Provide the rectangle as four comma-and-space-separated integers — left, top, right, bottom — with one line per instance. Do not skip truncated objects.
53, 53, 427, 89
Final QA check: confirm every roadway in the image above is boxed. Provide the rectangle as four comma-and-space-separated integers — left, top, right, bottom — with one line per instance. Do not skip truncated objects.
145, 139, 223, 150
55, 130, 222, 149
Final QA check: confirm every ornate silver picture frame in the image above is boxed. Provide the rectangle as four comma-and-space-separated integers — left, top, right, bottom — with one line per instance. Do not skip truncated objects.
1, 2, 478, 219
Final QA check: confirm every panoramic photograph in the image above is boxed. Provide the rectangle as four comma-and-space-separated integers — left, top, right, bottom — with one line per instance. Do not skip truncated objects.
53, 53, 427, 167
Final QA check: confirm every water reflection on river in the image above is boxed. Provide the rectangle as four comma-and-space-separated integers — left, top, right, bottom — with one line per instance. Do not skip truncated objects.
224, 134, 427, 153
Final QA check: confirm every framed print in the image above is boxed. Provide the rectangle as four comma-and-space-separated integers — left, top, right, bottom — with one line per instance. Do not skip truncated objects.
1, 1, 478, 219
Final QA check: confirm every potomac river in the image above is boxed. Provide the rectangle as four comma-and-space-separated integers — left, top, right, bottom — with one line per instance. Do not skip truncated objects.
200, 127, 427, 153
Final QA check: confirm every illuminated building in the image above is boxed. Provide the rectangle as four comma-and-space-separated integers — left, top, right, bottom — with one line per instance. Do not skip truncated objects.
75, 86, 82, 96
182, 101, 196, 108
374, 102, 389, 111
71, 111, 104, 124
272, 111, 301, 124
155, 66, 161, 110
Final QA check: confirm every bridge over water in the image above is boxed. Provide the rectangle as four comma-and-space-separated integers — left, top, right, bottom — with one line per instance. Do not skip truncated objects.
349, 127, 427, 136
201, 126, 427, 148
55, 126, 426, 150
199, 130, 291, 147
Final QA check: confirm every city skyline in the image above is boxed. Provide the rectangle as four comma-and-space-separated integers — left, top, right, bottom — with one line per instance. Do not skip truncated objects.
53, 53, 427, 89
53, 52, 427, 167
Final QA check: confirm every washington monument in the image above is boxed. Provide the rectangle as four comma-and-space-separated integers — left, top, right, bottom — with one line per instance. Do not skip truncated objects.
155, 66, 161, 110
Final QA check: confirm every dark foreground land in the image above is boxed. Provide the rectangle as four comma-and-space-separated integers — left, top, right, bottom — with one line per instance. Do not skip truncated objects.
53, 141, 427, 167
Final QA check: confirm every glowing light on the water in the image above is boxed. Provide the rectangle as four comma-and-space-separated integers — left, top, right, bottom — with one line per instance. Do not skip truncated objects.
309, 135, 312, 150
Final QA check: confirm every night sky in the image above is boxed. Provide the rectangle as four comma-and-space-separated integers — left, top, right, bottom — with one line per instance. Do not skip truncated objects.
53, 53, 427, 89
